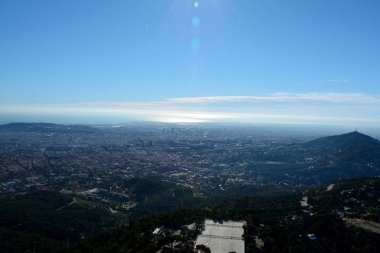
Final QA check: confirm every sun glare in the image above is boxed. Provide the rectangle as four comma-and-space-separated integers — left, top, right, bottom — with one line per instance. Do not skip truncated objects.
157, 118, 209, 123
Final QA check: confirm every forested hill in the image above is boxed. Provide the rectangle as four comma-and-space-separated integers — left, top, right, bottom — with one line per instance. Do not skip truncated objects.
294, 131, 380, 184
73, 176, 380, 253
305, 131, 380, 163
0, 191, 122, 252
306, 131, 380, 150
2, 177, 380, 252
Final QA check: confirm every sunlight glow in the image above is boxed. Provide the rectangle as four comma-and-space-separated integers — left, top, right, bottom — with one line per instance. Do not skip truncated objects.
156, 117, 209, 123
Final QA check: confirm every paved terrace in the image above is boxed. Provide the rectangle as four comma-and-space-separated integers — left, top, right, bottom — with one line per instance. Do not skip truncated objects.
195, 219, 245, 253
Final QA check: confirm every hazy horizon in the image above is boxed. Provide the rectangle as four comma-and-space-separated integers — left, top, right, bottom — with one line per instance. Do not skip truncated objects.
2, 119, 380, 140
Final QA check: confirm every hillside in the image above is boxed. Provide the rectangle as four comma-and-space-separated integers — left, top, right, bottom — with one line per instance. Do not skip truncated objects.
305, 131, 380, 163
0, 191, 123, 252
73, 177, 380, 253
110, 177, 203, 218
306, 177, 380, 223
0, 123, 98, 134
306, 131, 380, 150
292, 132, 380, 184
2, 177, 380, 252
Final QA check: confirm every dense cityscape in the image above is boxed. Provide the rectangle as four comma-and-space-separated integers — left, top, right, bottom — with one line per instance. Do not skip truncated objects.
0, 123, 343, 195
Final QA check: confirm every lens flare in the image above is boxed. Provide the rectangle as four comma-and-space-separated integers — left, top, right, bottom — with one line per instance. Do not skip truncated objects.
192, 16, 200, 26
194, 2, 199, 8
191, 37, 201, 49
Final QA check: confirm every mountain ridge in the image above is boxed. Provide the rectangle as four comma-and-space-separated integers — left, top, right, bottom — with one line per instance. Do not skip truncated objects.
306, 131, 380, 149
0, 122, 98, 133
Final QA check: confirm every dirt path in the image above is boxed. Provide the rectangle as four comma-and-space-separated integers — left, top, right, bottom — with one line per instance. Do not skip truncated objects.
57, 197, 77, 211
344, 218, 380, 234
326, 184, 335, 191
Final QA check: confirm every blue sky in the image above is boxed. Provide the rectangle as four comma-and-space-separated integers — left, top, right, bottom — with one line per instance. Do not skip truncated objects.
1, 0, 380, 126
